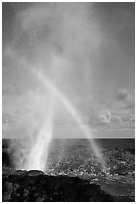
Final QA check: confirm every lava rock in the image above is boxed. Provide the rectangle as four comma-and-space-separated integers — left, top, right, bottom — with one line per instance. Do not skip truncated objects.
2, 168, 114, 202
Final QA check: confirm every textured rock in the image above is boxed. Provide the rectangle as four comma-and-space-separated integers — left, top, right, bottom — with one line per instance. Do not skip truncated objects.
3, 169, 114, 202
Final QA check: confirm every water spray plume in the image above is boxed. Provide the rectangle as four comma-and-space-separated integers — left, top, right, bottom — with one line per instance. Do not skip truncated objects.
23, 95, 54, 171
4, 3, 107, 173
10, 62, 106, 172
34, 69, 106, 171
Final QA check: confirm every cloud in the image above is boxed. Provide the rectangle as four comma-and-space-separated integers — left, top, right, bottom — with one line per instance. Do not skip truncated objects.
97, 110, 111, 124
113, 88, 134, 113
111, 115, 121, 124
103, 88, 135, 130
89, 88, 135, 130
89, 109, 112, 129
116, 88, 131, 102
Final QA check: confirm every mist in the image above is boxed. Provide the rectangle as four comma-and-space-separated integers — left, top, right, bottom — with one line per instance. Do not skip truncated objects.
3, 3, 106, 171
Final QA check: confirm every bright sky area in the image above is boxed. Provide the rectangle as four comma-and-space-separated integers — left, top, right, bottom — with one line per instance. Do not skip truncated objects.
2, 2, 135, 138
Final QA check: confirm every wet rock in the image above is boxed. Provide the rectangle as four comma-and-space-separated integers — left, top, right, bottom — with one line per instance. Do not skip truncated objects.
113, 166, 128, 176
2, 168, 114, 202
27, 170, 44, 176
16, 170, 27, 175
113, 195, 135, 202
2, 167, 16, 177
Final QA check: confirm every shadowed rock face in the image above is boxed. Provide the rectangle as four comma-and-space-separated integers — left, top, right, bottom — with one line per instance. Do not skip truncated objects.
3, 168, 114, 202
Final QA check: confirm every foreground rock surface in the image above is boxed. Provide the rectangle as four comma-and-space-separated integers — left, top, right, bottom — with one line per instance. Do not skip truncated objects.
3, 168, 114, 202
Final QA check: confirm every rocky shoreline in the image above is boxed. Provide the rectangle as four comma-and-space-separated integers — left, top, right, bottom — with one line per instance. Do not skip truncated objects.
3, 168, 114, 202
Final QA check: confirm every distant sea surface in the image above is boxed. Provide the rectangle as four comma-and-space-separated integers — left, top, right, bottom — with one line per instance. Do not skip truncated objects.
3, 138, 135, 150
51, 138, 135, 150
89, 138, 134, 150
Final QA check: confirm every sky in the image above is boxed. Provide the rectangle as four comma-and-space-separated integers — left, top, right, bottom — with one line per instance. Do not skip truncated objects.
2, 2, 135, 139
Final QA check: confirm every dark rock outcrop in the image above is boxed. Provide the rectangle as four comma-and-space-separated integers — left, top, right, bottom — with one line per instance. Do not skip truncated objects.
3, 168, 114, 202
